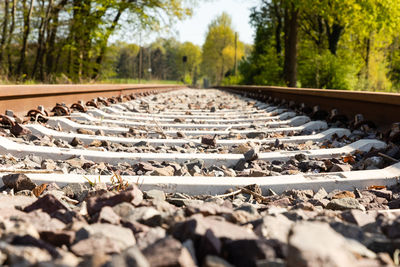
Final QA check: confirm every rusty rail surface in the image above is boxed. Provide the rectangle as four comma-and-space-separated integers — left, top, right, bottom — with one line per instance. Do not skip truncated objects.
0, 84, 184, 116
216, 85, 400, 129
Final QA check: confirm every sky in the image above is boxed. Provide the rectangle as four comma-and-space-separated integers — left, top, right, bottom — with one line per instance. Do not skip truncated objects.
113, 0, 257, 46
173, 0, 258, 46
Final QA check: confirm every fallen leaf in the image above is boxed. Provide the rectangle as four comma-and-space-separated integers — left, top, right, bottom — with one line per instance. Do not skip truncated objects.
343, 155, 356, 164
368, 185, 386, 190
332, 191, 355, 199
32, 183, 48, 197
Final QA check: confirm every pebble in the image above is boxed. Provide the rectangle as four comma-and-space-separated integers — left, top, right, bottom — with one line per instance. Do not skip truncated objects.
326, 198, 366, 211
145, 189, 166, 201
2, 174, 37, 192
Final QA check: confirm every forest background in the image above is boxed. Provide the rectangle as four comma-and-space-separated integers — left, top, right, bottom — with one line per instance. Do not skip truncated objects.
0, 0, 400, 92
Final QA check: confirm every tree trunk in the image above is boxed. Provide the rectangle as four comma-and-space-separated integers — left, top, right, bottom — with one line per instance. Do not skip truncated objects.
273, 2, 282, 57
283, 3, 298, 87
6, 0, 16, 76
45, 0, 67, 75
92, 10, 123, 79
0, 0, 9, 68
32, 0, 46, 79
365, 37, 371, 90
16, 0, 35, 77
325, 22, 343, 55
69, 0, 84, 81
32, 0, 53, 81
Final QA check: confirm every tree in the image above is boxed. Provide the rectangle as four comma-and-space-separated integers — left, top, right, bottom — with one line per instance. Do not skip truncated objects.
202, 12, 244, 85
176, 42, 201, 84
241, 0, 400, 91
283, 1, 299, 87
0, 0, 9, 69
16, 0, 35, 77
0, 0, 198, 82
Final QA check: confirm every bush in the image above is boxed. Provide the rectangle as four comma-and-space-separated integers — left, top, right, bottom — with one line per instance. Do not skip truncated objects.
239, 45, 284, 86
298, 49, 358, 90
221, 74, 243, 85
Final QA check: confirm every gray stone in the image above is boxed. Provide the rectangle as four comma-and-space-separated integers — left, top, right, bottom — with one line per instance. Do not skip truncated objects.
73, 223, 135, 255
71, 236, 121, 256
184, 159, 204, 173
105, 246, 150, 267
244, 147, 259, 161
126, 207, 162, 227
96, 206, 121, 224
326, 198, 366, 211
173, 214, 257, 242
340, 209, 376, 227
235, 203, 259, 216
222, 239, 276, 267
313, 187, 328, 200
142, 237, 196, 267
86, 186, 143, 216
2, 174, 37, 192
254, 214, 293, 243
41, 159, 57, 171
136, 227, 167, 250
364, 156, 384, 169
112, 202, 135, 218
70, 137, 83, 146
0, 242, 51, 265
145, 189, 166, 201
330, 163, 352, 172
368, 189, 392, 201
150, 166, 175, 176
23, 194, 69, 214
77, 128, 96, 135
186, 202, 232, 216
203, 255, 234, 267
168, 198, 204, 207
62, 183, 89, 202
294, 153, 308, 162
287, 222, 364, 267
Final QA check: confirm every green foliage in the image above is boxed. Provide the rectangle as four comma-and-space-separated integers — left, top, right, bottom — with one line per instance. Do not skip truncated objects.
176, 42, 202, 82
0, 0, 198, 83
221, 74, 243, 86
239, 0, 400, 91
298, 48, 359, 90
202, 12, 245, 85
182, 73, 192, 85
389, 40, 400, 91
239, 45, 284, 86
104, 38, 200, 83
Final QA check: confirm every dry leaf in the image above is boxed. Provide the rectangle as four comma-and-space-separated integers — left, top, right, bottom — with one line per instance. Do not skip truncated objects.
343, 155, 356, 164
32, 183, 48, 197
332, 191, 355, 199
368, 185, 386, 190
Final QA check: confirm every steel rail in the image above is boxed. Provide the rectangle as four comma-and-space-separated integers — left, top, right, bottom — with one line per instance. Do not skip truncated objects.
216, 85, 400, 129
0, 84, 184, 116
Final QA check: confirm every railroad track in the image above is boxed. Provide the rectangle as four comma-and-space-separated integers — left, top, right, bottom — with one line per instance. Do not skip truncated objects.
0, 85, 399, 266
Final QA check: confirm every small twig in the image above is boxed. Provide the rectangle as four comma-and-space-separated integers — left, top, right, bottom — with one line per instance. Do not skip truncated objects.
211, 189, 242, 199
378, 152, 400, 163
152, 118, 167, 138
238, 187, 268, 201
